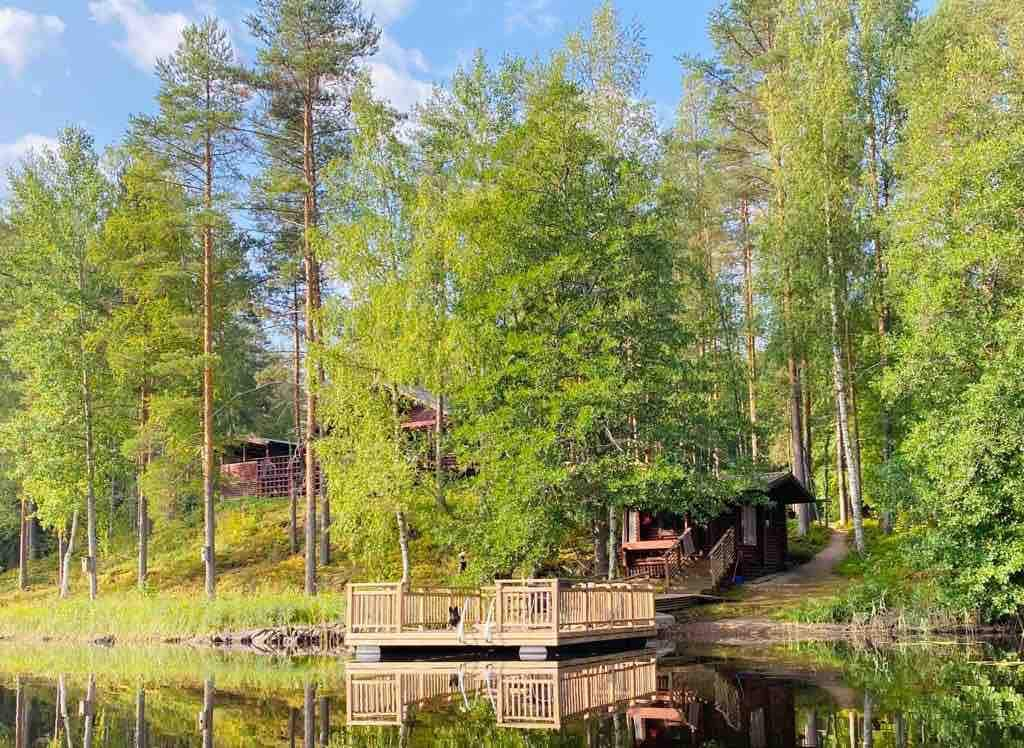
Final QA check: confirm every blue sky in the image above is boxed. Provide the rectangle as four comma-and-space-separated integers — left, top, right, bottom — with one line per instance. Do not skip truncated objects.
1, 0, 937, 190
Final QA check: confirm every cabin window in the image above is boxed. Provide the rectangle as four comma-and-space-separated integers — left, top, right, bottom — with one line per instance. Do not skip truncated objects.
742, 506, 757, 545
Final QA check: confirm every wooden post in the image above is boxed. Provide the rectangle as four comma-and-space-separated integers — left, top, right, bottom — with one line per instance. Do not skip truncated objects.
551, 579, 560, 637
394, 584, 402, 633
495, 581, 504, 636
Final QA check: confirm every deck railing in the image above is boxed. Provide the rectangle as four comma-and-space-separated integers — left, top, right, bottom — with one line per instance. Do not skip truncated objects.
219, 454, 322, 499
346, 579, 656, 638
708, 527, 736, 589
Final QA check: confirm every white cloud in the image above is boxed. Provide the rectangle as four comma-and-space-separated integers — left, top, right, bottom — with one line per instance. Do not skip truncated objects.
0, 7, 65, 76
361, 0, 416, 24
0, 134, 57, 191
88, 0, 189, 72
504, 0, 559, 35
367, 32, 433, 113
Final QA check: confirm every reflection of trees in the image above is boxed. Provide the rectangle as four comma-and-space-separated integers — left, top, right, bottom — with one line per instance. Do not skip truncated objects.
792, 642, 1024, 747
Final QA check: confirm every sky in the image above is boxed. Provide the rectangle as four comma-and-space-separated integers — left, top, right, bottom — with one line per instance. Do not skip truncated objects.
1, 0, 937, 191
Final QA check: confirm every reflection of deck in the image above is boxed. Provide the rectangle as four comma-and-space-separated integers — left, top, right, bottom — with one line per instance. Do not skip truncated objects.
346, 579, 658, 650
346, 650, 659, 730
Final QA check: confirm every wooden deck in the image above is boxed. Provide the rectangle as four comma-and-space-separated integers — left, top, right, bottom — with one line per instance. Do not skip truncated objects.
346, 649, 658, 730
345, 579, 658, 650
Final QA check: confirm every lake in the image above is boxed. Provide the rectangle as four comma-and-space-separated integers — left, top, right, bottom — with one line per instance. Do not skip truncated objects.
1, 640, 1022, 746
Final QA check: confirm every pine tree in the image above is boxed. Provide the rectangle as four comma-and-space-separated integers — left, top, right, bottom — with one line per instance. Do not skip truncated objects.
247, 0, 379, 595
130, 18, 247, 598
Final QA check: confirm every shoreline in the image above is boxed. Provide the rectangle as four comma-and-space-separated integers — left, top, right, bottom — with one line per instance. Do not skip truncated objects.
1, 617, 1017, 653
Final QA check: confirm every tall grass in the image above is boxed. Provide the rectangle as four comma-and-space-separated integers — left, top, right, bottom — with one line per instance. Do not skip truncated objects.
0, 589, 345, 641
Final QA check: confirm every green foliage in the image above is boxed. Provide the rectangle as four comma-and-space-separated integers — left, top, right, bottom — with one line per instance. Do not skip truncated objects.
0, 128, 131, 536
883, 0, 1024, 619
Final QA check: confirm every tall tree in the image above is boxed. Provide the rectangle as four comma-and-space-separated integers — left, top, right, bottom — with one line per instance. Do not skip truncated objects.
131, 18, 247, 598
886, 0, 1024, 616
100, 154, 199, 589
1, 128, 122, 599
247, 0, 379, 595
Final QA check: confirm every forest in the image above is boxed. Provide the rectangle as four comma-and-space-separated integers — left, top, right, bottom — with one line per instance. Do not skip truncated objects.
1, 0, 1022, 625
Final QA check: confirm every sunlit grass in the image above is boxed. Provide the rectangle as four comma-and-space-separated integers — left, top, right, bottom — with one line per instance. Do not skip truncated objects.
0, 497, 351, 640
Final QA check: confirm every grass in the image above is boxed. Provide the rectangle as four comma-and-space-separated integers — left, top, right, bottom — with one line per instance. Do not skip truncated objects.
0, 497, 350, 641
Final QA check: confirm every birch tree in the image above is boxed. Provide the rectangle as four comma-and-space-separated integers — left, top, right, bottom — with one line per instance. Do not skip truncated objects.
1, 128, 123, 598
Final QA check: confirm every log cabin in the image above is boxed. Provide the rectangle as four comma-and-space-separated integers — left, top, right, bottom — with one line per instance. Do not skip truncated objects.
620, 471, 815, 588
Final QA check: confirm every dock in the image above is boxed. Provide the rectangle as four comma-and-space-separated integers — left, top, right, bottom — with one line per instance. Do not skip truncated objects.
346, 649, 658, 730
345, 579, 658, 657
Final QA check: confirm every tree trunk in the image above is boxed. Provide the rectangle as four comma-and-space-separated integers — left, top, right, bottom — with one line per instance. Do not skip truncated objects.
303, 683, 316, 748
789, 353, 810, 536
802, 356, 813, 493
863, 692, 874, 748
18, 497, 27, 590
14, 676, 26, 748
836, 412, 848, 526
135, 688, 148, 748
138, 388, 149, 590
27, 501, 38, 560
290, 281, 302, 555
593, 515, 609, 578
397, 510, 410, 588
202, 109, 217, 600
59, 675, 72, 748
201, 679, 214, 748
606, 504, 618, 580
844, 321, 865, 509
302, 80, 319, 597
318, 697, 330, 747
827, 249, 865, 553
82, 676, 96, 748
435, 393, 446, 510
82, 350, 99, 600
869, 111, 894, 534
894, 712, 906, 748
742, 199, 759, 462
60, 509, 79, 599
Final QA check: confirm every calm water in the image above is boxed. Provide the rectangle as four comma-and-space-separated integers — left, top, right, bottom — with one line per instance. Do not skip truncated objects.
1, 641, 1023, 746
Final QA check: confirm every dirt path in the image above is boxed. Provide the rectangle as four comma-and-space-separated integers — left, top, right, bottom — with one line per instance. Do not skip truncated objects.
754, 529, 849, 587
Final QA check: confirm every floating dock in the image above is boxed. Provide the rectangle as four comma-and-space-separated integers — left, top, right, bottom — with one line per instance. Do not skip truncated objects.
345, 579, 658, 657
346, 649, 658, 730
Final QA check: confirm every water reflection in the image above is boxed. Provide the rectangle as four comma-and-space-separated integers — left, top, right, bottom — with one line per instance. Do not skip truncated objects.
2, 642, 1024, 746
346, 649, 658, 730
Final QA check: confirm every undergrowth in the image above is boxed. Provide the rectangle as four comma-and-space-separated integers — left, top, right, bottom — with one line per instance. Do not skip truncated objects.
784, 522, 983, 628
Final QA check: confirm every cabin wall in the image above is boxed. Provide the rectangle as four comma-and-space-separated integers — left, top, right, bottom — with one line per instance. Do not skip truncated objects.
763, 502, 787, 572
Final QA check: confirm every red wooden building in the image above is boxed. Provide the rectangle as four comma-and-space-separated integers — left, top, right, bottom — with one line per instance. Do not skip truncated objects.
620, 471, 815, 589
218, 390, 452, 499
